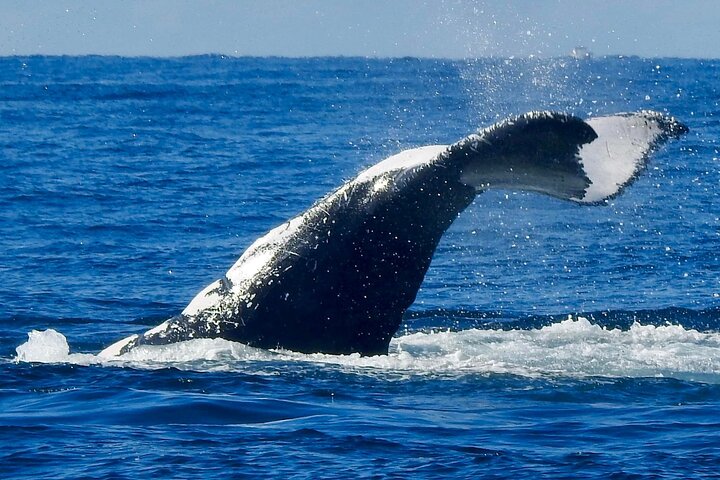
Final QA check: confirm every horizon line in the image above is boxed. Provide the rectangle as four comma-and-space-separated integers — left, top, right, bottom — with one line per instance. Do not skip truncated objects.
1, 53, 718, 61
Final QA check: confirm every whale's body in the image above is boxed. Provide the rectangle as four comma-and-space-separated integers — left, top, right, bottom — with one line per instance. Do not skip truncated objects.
100, 111, 687, 357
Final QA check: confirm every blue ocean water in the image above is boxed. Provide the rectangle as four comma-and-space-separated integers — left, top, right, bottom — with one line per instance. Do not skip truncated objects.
1, 55, 719, 478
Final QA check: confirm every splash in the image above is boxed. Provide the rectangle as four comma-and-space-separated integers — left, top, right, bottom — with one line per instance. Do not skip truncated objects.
392, 318, 720, 381
15, 329, 98, 365
14, 318, 720, 383
458, 57, 586, 122
438, 1, 586, 118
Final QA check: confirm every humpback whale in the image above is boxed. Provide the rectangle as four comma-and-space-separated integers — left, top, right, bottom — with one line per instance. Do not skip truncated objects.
100, 110, 687, 357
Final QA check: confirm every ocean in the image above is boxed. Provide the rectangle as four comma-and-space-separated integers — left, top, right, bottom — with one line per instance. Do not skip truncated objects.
1, 55, 718, 478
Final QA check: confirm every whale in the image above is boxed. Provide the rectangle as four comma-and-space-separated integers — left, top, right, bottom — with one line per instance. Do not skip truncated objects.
100, 110, 687, 357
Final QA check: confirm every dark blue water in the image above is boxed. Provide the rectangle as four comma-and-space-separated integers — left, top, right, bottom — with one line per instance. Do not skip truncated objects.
1, 56, 719, 478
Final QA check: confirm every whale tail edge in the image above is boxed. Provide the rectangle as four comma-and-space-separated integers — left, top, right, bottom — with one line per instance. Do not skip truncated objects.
454, 110, 687, 204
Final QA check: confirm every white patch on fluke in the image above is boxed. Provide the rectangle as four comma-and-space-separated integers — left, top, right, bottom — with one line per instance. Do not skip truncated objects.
576, 113, 665, 203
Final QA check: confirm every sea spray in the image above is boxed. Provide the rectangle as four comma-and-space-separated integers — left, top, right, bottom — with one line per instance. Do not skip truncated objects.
15, 318, 720, 383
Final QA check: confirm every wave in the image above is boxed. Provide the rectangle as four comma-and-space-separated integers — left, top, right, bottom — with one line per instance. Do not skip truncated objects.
13, 316, 720, 383
405, 306, 720, 333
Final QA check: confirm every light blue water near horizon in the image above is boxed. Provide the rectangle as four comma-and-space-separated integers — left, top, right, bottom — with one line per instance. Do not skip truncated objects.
1, 55, 720, 478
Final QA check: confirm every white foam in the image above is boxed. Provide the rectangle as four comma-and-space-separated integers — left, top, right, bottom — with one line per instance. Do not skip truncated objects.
14, 318, 720, 382
15, 329, 99, 365
392, 318, 720, 380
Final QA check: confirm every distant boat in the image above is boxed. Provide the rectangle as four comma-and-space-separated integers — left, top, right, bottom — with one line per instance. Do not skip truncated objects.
570, 46, 593, 59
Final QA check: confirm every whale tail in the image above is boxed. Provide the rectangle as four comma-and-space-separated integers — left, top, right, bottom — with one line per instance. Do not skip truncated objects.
453, 110, 687, 204
99, 110, 688, 358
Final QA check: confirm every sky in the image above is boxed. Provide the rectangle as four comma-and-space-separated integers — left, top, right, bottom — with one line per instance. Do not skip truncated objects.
0, 0, 718, 59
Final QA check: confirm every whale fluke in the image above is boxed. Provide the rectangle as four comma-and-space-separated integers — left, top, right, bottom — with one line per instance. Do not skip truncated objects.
100, 110, 687, 358
578, 111, 688, 203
